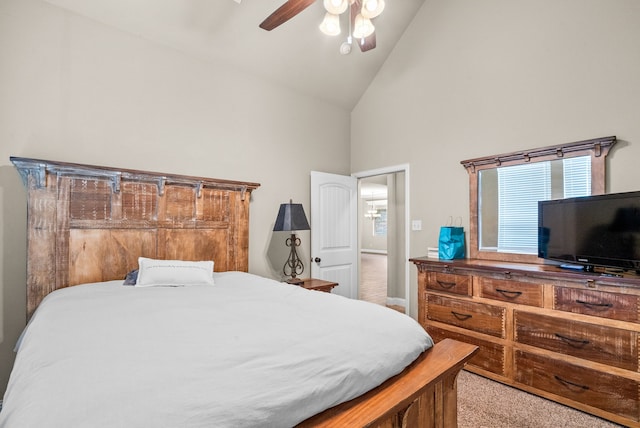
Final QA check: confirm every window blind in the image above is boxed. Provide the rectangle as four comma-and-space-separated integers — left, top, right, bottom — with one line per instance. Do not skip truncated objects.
497, 162, 551, 253
563, 157, 591, 198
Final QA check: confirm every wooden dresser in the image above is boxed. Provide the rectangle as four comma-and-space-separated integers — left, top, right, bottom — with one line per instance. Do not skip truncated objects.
410, 257, 640, 427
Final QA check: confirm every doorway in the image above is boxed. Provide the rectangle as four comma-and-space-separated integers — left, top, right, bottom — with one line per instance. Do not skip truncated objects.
359, 177, 389, 306
354, 165, 409, 314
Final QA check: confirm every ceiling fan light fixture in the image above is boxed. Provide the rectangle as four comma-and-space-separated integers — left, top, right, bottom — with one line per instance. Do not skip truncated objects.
361, 0, 385, 19
340, 39, 352, 55
319, 12, 341, 36
323, 0, 349, 14
352, 13, 375, 39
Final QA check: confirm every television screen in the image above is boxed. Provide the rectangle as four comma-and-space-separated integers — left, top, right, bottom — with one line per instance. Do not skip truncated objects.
538, 191, 640, 272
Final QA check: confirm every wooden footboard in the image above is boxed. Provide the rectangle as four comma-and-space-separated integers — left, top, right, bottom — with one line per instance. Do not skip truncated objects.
298, 338, 478, 427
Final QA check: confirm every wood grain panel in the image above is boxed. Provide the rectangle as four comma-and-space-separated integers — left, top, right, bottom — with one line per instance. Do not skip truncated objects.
555, 287, 640, 323
69, 229, 157, 285
428, 326, 505, 375
515, 311, 638, 371
515, 350, 640, 421
26, 173, 58, 311
479, 277, 544, 307
426, 272, 472, 296
427, 294, 505, 338
199, 189, 230, 222
160, 229, 229, 271
121, 182, 158, 222
163, 185, 196, 222
69, 178, 112, 220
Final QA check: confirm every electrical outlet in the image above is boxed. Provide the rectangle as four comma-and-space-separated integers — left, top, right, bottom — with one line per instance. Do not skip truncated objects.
412, 220, 422, 231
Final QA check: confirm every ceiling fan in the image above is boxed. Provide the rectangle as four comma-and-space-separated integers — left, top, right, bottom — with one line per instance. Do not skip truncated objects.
259, 0, 385, 53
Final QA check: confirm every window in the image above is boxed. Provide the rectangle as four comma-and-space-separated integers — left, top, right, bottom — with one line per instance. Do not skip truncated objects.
486, 157, 592, 255
496, 162, 552, 253
374, 209, 387, 236
463, 136, 616, 263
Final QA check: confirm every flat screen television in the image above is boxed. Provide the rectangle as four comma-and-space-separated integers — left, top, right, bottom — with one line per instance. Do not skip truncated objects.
538, 191, 640, 272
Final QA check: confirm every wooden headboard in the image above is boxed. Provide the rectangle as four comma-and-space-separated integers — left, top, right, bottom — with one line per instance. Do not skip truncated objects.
11, 157, 260, 319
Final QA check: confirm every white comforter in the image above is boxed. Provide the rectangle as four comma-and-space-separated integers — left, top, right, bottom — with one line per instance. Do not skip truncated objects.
0, 272, 432, 428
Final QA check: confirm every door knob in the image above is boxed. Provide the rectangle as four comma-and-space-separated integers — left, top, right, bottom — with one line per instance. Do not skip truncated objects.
314, 257, 321, 263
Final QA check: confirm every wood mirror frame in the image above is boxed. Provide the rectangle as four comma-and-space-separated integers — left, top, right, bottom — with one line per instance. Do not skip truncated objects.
460, 136, 617, 263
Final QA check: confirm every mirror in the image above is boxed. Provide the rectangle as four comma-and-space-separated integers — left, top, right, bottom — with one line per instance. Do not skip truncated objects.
461, 136, 616, 263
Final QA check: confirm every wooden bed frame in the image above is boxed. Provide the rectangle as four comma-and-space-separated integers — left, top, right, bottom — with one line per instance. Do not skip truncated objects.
12, 156, 478, 428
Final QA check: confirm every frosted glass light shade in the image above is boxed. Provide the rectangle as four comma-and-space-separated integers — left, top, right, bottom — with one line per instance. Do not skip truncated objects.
323, 0, 348, 14
361, 0, 385, 19
319, 12, 341, 36
352, 13, 375, 38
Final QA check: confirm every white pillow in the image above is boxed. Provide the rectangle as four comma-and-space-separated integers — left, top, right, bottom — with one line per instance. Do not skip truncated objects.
135, 257, 215, 287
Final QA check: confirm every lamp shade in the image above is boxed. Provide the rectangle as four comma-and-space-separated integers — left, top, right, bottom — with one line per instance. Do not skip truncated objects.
352, 13, 375, 39
323, 0, 348, 14
319, 12, 341, 36
273, 202, 310, 232
361, 0, 385, 19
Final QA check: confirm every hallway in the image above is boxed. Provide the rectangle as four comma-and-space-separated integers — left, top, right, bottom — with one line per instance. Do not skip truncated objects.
359, 252, 387, 306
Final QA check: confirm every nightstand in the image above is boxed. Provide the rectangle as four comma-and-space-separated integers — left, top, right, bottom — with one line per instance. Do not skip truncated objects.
286, 278, 338, 293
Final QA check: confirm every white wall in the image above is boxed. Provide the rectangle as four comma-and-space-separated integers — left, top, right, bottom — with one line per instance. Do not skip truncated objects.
351, 0, 640, 317
0, 0, 351, 391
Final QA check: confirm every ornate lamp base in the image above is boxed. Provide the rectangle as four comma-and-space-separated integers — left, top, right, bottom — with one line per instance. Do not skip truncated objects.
283, 233, 304, 279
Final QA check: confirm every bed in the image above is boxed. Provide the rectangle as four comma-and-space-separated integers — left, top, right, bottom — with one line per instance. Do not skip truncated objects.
3, 157, 478, 427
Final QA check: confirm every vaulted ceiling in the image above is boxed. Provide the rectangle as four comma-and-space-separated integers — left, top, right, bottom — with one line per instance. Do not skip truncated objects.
41, 0, 425, 110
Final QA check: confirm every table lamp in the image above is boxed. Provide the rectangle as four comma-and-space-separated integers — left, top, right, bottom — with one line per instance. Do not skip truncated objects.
273, 200, 310, 279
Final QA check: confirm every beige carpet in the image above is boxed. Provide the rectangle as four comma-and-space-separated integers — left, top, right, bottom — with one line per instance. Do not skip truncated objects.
457, 370, 622, 427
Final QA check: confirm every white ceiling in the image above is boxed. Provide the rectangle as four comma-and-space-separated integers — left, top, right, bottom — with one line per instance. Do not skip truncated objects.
41, 0, 425, 110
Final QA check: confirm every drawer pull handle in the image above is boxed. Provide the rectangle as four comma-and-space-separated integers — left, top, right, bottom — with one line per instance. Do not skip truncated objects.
554, 375, 590, 391
495, 288, 522, 299
575, 299, 613, 309
451, 311, 473, 321
437, 280, 457, 289
555, 333, 590, 347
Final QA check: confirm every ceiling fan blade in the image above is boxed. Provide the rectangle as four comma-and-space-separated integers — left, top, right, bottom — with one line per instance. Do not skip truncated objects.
350, 0, 376, 52
259, 0, 317, 31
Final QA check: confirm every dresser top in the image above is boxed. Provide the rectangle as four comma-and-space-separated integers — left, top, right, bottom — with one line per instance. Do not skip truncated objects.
410, 257, 640, 288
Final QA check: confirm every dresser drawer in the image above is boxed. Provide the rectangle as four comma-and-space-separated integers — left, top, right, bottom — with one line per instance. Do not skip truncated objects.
426, 272, 472, 296
426, 295, 505, 338
428, 326, 505, 376
554, 287, 640, 323
515, 350, 639, 421
515, 311, 638, 371
479, 277, 544, 307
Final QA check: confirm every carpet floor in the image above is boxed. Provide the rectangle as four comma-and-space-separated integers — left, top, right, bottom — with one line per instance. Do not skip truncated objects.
457, 370, 623, 427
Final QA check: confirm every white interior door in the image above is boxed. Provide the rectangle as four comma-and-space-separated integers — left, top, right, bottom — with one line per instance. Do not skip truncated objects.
310, 171, 358, 298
